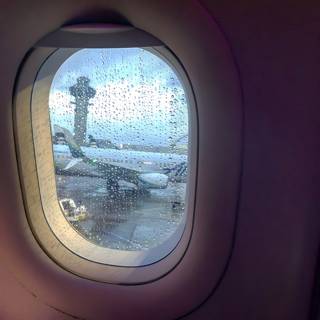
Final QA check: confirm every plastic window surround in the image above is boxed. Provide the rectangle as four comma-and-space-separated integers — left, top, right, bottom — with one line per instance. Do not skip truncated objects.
14, 24, 197, 284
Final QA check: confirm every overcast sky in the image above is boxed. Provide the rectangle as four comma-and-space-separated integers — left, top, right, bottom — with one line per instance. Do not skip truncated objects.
49, 48, 188, 147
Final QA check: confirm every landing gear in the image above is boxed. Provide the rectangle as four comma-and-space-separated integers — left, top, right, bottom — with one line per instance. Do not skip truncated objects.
106, 178, 119, 195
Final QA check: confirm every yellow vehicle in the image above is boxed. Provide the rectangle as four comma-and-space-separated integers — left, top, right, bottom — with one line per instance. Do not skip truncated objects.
59, 198, 87, 222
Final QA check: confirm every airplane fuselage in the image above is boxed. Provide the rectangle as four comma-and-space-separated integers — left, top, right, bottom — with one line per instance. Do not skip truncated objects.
53, 144, 187, 176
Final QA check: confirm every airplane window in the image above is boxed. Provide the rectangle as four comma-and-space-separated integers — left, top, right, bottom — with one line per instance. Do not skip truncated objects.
31, 47, 192, 264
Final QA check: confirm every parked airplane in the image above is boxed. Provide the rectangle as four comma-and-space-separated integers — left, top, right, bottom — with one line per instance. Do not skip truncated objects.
53, 126, 187, 191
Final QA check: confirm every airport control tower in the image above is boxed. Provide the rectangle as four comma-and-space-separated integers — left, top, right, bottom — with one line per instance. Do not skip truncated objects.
69, 76, 96, 145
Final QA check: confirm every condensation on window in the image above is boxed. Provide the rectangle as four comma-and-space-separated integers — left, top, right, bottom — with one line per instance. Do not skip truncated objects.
49, 48, 189, 251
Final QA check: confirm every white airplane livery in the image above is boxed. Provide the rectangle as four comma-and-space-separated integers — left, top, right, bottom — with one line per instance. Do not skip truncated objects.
54, 144, 187, 175
53, 139, 188, 190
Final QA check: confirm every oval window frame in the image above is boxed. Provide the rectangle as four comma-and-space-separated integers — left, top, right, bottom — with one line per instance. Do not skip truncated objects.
14, 25, 198, 283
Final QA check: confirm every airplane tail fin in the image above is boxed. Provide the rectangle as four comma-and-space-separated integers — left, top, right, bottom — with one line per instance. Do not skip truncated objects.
54, 125, 85, 159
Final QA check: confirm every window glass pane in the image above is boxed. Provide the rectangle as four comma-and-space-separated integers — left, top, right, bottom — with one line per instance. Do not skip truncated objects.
49, 48, 189, 251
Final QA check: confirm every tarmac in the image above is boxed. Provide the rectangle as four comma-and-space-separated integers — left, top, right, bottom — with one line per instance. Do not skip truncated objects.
56, 174, 186, 251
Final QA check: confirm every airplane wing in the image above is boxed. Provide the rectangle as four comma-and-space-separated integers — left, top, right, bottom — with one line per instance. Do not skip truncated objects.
64, 158, 83, 170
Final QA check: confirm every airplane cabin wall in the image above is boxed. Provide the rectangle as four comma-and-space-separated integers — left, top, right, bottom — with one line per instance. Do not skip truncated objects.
0, 1, 319, 319
187, 1, 320, 319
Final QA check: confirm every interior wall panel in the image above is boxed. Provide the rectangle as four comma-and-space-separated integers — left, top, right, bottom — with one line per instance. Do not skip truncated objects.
186, 1, 320, 319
